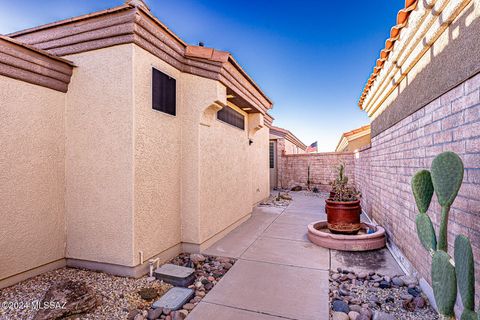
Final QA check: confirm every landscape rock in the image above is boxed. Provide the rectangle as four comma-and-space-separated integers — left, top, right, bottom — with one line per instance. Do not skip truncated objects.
333, 300, 350, 313
189, 253, 206, 264
147, 308, 163, 320
33, 281, 99, 320
332, 311, 350, 320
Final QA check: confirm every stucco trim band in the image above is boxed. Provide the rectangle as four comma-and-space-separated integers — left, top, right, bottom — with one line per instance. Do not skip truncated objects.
0, 36, 73, 92
8, 5, 272, 113
0, 259, 66, 289
67, 243, 183, 278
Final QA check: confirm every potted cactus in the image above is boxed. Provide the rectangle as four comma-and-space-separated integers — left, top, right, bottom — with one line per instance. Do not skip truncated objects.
325, 163, 361, 234
411, 151, 477, 320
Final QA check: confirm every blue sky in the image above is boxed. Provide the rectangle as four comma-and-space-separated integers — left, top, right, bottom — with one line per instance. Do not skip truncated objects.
0, 0, 404, 151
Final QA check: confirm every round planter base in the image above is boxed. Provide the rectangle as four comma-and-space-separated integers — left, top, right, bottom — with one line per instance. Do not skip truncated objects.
307, 221, 386, 251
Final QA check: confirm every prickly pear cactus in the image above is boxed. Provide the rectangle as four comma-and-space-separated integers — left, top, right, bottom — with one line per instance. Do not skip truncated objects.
411, 151, 473, 319
416, 212, 437, 252
455, 235, 475, 312
430, 151, 464, 208
432, 250, 457, 317
460, 309, 478, 320
412, 170, 434, 213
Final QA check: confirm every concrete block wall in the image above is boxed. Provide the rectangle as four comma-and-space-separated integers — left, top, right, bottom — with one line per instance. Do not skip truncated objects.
355, 72, 480, 300
278, 152, 355, 191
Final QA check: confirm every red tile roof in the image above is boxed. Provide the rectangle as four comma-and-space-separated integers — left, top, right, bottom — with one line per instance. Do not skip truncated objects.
358, 0, 418, 109
343, 124, 370, 137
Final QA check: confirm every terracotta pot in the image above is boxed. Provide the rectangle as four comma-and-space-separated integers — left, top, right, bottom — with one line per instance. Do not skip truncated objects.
325, 191, 335, 213
325, 199, 361, 234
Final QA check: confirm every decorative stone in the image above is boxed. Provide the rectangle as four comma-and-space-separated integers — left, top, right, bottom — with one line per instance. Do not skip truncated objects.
349, 311, 360, 320
147, 308, 163, 320
413, 296, 426, 308
32, 281, 98, 320
400, 275, 418, 286
332, 312, 350, 320
378, 281, 391, 289
407, 287, 421, 297
154, 264, 195, 287
152, 287, 194, 311
332, 300, 350, 313
189, 253, 206, 264
391, 277, 404, 287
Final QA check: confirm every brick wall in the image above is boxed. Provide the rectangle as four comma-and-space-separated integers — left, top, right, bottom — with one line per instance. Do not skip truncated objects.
278, 152, 355, 191
355, 72, 480, 298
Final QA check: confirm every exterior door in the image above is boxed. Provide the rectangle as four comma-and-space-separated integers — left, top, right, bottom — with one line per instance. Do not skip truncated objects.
269, 141, 277, 189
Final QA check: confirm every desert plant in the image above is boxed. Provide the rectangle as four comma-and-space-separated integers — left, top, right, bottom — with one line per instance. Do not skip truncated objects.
411, 151, 477, 320
330, 163, 360, 201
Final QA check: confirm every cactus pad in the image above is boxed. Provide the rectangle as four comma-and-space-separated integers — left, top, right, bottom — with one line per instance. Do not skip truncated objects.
416, 213, 437, 251
455, 235, 475, 311
412, 170, 434, 213
432, 250, 457, 316
461, 310, 479, 320
431, 151, 464, 207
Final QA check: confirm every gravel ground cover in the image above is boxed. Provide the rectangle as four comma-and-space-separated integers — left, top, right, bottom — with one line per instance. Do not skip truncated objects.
0, 253, 235, 320
330, 268, 439, 320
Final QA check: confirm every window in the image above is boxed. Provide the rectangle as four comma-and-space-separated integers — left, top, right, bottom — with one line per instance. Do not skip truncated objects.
217, 106, 245, 130
269, 142, 275, 169
152, 68, 176, 116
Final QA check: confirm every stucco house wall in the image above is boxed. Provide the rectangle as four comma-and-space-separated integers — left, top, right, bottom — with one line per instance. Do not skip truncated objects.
0, 76, 67, 287
132, 45, 183, 266
250, 124, 270, 204
0, 0, 273, 285
64, 45, 136, 268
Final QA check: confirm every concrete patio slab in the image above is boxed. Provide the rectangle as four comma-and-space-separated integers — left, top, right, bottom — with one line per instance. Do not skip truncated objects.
187, 302, 288, 320
241, 237, 329, 270
203, 259, 329, 320
202, 211, 280, 258
330, 248, 404, 277
275, 212, 324, 226
263, 222, 309, 242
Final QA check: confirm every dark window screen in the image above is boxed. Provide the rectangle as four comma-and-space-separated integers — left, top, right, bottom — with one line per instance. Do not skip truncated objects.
269, 142, 275, 168
217, 106, 245, 130
152, 68, 176, 116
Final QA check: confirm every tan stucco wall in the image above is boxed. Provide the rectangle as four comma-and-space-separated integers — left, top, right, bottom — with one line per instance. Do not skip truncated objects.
198, 104, 270, 243
199, 105, 251, 242
132, 45, 183, 263
249, 124, 270, 204
64, 45, 135, 266
1, 41, 271, 283
0, 76, 66, 281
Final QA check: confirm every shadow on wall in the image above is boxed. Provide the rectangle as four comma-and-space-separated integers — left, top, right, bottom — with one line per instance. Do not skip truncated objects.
373, 4, 480, 137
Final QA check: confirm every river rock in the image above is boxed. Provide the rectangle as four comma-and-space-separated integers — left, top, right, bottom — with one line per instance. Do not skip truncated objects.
332, 312, 350, 320
332, 300, 350, 313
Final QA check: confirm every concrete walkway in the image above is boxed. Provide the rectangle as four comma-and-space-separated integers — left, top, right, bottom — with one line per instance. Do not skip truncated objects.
187, 192, 403, 320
